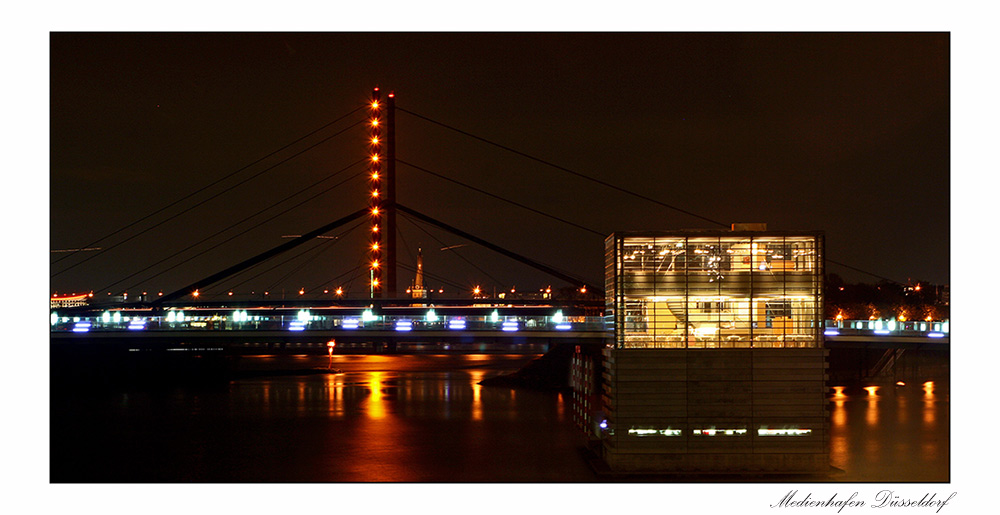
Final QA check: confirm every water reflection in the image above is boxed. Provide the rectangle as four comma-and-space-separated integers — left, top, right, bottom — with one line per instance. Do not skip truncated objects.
366, 371, 387, 419
470, 370, 484, 421
865, 390, 880, 427
325, 375, 344, 418
828, 381, 948, 482
51, 354, 947, 482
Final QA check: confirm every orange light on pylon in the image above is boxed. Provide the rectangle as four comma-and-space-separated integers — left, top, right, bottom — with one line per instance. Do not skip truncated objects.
371, 154, 380, 162
371, 119, 379, 127
371, 137, 379, 144
371, 242, 380, 251
371, 172, 379, 180
335, 287, 343, 296
371, 101, 379, 109
372, 225, 379, 232
371, 260, 380, 269
371, 278, 380, 287
371, 190, 380, 197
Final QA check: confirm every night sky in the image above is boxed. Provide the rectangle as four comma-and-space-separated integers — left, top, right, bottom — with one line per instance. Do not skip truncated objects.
49, 32, 949, 300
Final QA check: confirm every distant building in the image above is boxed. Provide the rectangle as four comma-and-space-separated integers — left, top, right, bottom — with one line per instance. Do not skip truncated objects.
50, 293, 91, 309
408, 248, 428, 299
584, 225, 829, 473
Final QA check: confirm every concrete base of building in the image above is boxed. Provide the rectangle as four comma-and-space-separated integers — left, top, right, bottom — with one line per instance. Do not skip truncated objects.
601, 449, 829, 474
600, 348, 830, 474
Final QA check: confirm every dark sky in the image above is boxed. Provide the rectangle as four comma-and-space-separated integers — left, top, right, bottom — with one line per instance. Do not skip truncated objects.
49, 33, 949, 299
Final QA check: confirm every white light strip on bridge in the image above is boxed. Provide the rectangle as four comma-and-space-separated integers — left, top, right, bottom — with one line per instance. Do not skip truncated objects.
628, 428, 682, 437
758, 428, 812, 436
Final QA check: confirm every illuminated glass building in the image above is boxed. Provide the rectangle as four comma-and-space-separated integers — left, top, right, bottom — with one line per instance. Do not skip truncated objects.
597, 226, 829, 473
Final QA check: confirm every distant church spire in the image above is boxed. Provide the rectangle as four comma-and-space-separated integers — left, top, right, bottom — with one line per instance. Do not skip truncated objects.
410, 247, 427, 299
415, 247, 424, 290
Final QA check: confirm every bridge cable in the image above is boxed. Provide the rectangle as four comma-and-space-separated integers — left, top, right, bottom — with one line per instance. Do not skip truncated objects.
396, 106, 728, 228
52, 106, 364, 267
397, 204, 602, 294
53, 117, 366, 279
395, 221, 418, 275
109, 164, 366, 295
397, 159, 606, 237
399, 107, 909, 287
223, 220, 367, 294
214, 238, 331, 295
266, 225, 361, 294
398, 262, 468, 292
825, 259, 905, 286
399, 212, 507, 289
402, 209, 592, 286
308, 263, 366, 295
153, 207, 371, 304
344, 253, 368, 298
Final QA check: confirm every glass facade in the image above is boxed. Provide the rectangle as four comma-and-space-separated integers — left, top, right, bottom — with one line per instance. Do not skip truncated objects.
605, 231, 824, 348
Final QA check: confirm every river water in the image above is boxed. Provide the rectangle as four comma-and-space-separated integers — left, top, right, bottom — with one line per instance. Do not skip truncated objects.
50, 353, 948, 483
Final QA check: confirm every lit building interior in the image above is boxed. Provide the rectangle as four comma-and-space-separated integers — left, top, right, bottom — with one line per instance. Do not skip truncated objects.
606, 231, 824, 348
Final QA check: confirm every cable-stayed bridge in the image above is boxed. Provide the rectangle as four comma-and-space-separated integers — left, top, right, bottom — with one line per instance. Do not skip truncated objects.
51, 88, 948, 353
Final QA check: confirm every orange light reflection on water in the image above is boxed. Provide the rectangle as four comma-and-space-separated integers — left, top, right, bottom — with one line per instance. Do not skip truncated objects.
865, 388, 880, 427
470, 370, 484, 421
367, 371, 386, 419
326, 375, 344, 418
830, 395, 849, 463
